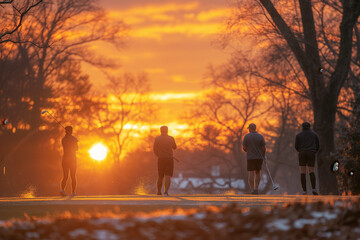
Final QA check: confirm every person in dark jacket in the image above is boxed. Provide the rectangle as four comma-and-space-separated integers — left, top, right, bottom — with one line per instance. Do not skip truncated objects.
153, 126, 177, 196
60, 126, 78, 197
295, 122, 320, 195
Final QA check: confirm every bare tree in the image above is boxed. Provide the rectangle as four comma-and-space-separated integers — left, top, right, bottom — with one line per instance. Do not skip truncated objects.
95, 73, 155, 164
186, 61, 272, 191
6, 0, 127, 130
224, 0, 360, 194
0, 0, 43, 43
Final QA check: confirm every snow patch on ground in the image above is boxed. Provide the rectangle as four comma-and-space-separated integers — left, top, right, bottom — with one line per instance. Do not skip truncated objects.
68, 228, 88, 238
141, 214, 188, 223
194, 212, 206, 219
89, 218, 134, 231
317, 231, 333, 238
311, 211, 338, 220
93, 230, 118, 240
294, 219, 319, 229
214, 222, 226, 229
265, 219, 290, 231
25, 232, 39, 238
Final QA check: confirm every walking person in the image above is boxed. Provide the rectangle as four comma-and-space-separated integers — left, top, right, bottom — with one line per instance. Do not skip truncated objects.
153, 126, 177, 196
295, 122, 319, 195
243, 123, 266, 194
60, 126, 78, 197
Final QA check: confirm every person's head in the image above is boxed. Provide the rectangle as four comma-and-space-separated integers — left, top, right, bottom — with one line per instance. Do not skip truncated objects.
247, 123, 256, 132
65, 126, 73, 135
302, 122, 311, 130
160, 125, 168, 135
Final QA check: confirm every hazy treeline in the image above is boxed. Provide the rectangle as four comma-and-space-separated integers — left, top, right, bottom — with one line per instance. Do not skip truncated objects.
176, 0, 360, 194
187, 0, 360, 194
0, 0, 157, 196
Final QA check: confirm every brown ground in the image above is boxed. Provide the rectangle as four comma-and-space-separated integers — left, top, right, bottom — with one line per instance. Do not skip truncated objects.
0, 194, 359, 239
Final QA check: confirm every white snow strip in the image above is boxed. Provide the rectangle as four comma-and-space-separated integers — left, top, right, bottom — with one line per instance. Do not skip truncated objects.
15, 221, 35, 230
194, 213, 206, 219
317, 232, 333, 238
25, 232, 39, 239
89, 218, 120, 225
139, 228, 157, 240
294, 219, 319, 229
89, 218, 137, 231
311, 211, 338, 220
214, 222, 227, 229
93, 230, 118, 240
150, 215, 188, 223
265, 219, 290, 231
68, 229, 88, 238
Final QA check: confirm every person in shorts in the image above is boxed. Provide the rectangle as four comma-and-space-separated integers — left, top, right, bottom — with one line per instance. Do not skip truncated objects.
295, 122, 320, 195
243, 123, 266, 194
153, 126, 177, 196
60, 126, 78, 197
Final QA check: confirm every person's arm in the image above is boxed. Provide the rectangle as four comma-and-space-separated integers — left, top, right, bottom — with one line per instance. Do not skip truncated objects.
262, 136, 266, 157
315, 133, 320, 152
242, 136, 247, 152
153, 138, 159, 157
172, 137, 177, 150
295, 134, 299, 152
262, 146, 266, 158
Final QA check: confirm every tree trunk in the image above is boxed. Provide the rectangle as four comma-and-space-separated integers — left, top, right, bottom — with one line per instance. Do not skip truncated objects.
29, 75, 44, 130
314, 97, 339, 194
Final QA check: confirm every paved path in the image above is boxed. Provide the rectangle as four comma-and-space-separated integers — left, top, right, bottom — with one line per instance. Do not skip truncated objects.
0, 194, 357, 220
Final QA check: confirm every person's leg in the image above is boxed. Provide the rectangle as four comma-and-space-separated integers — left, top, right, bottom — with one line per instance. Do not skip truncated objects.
248, 171, 254, 192
61, 163, 69, 191
157, 158, 164, 194
307, 152, 317, 195
308, 166, 318, 195
254, 170, 261, 192
163, 158, 173, 195
300, 166, 307, 194
299, 152, 308, 194
164, 175, 171, 194
157, 176, 164, 194
70, 161, 77, 194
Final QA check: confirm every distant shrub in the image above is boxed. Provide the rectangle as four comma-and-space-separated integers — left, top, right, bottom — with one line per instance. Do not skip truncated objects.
333, 97, 360, 195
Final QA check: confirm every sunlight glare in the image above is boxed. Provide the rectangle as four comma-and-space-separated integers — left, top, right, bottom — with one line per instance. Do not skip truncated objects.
89, 143, 108, 161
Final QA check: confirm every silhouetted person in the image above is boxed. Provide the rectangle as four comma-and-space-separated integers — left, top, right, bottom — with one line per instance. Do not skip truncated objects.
295, 122, 319, 195
153, 126, 177, 196
60, 126, 78, 197
243, 123, 266, 194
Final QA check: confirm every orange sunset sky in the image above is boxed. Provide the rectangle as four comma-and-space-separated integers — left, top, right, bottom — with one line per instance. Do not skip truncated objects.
84, 0, 232, 124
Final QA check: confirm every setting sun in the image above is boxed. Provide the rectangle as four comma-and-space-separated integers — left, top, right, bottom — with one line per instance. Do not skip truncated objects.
89, 143, 108, 161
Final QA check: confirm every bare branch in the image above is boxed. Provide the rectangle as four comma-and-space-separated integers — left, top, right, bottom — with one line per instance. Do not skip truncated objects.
0, 0, 43, 41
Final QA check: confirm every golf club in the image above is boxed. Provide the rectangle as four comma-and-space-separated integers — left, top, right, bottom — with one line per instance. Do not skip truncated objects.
255, 148, 279, 191
264, 156, 279, 190
41, 110, 65, 129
